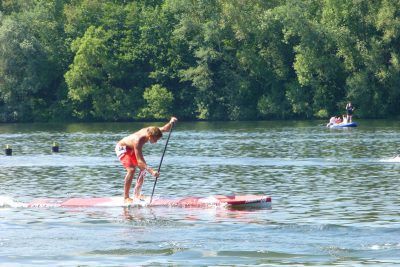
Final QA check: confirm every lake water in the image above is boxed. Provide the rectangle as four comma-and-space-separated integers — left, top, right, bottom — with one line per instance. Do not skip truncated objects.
1, 120, 399, 266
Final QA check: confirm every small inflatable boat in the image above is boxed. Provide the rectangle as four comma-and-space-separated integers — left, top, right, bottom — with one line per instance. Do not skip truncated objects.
329, 122, 357, 128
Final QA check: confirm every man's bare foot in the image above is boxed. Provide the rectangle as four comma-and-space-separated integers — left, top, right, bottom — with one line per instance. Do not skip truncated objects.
134, 195, 145, 201
124, 197, 133, 203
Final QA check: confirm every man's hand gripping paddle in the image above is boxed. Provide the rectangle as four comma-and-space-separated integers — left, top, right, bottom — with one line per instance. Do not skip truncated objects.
150, 121, 175, 204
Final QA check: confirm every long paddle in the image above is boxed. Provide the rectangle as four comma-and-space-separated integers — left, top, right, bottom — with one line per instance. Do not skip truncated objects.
150, 122, 175, 203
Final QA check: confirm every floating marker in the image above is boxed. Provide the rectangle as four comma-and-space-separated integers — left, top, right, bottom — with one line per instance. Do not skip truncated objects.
52, 142, 59, 153
5, 144, 12, 156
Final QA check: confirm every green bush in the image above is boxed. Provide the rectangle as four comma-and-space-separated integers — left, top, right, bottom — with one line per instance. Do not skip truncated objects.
138, 84, 174, 119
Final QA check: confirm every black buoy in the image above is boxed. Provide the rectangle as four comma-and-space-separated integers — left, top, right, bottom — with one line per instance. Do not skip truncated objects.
5, 144, 12, 156
52, 142, 59, 153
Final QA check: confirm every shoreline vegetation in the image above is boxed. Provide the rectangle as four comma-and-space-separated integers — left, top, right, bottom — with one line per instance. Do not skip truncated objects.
1, 0, 400, 123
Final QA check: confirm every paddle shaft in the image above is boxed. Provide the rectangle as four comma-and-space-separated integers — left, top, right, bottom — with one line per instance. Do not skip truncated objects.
150, 122, 174, 203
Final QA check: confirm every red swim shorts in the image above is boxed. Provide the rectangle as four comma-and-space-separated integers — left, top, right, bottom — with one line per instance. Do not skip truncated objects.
115, 145, 138, 169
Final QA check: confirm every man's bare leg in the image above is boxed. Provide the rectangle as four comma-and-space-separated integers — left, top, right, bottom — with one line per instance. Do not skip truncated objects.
134, 170, 146, 199
124, 168, 135, 201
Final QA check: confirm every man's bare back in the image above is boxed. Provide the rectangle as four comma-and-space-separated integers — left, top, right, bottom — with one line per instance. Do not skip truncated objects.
118, 128, 149, 149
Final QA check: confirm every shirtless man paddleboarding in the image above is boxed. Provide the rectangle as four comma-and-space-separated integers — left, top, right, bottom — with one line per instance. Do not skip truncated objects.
115, 117, 177, 203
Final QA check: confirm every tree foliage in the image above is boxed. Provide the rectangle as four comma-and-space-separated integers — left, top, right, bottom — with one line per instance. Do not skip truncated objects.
138, 84, 174, 119
0, 0, 399, 122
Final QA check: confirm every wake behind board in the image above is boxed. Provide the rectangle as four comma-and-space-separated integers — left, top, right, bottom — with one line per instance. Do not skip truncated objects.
26, 195, 271, 209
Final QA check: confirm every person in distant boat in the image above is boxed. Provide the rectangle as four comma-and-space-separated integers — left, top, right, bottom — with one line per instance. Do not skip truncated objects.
326, 116, 336, 127
342, 114, 348, 124
334, 116, 342, 124
346, 102, 355, 123
115, 117, 178, 203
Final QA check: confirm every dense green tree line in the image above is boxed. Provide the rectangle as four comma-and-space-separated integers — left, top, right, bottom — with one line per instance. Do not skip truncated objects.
0, 0, 399, 122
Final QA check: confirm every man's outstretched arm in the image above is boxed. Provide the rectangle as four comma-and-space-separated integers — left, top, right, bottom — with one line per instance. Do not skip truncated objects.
160, 117, 177, 132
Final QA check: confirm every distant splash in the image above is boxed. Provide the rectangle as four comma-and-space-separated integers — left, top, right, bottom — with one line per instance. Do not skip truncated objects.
0, 196, 26, 208
367, 242, 400, 250
379, 155, 400, 163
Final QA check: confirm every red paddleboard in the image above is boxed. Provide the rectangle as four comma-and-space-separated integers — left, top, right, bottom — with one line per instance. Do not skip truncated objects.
26, 195, 271, 209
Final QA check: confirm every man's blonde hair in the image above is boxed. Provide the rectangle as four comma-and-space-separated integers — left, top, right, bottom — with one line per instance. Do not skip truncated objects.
147, 127, 162, 139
